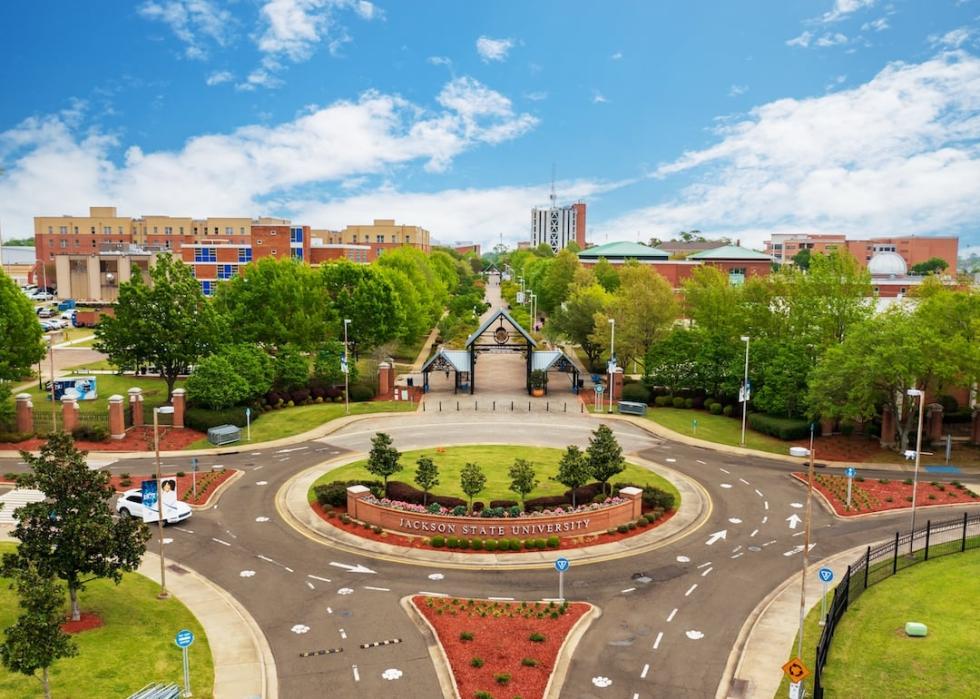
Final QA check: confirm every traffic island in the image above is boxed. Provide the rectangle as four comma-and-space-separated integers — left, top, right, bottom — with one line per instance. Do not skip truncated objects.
793, 472, 979, 516
107, 468, 240, 508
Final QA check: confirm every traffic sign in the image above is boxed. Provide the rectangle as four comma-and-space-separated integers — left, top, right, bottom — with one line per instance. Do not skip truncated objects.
818, 567, 834, 583
175, 629, 195, 648
844, 467, 857, 478
594, 385, 604, 394
554, 557, 570, 573
781, 657, 810, 683
191, 457, 199, 473
245, 407, 251, 417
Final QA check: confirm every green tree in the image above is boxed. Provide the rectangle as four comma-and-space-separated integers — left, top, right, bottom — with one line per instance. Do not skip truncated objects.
95, 254, 224, 400
313, 340, 359, 386
787, 250, 872, 347
508, 458, 539, 510
322, 261, 404, 353
586, 424, 625, 496
214, 256, 334, 351
185, 355, 250, 409
910, 257, 949, 275
549, 283, 612, 368
367, 432, 402, 493
219, 344, 275, 400
536, 248, 580, 313
0, 268, 45, 383
273, 345, 309, 392
592, 257, 620, 293
378, 267, 424, 342
459, 462, 486, 514
643, 327, 699, 392
553, 445, 592, 506
0, 563, 78, 699
414, 456, 440, 506
1, 433, 150, 621
791, 248, 812, 270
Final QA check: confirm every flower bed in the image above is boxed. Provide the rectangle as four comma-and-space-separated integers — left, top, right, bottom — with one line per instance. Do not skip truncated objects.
108, 469, 237, 507
364, 495, 628, 518
795, 472, 979, 516
413, 595, 589, 699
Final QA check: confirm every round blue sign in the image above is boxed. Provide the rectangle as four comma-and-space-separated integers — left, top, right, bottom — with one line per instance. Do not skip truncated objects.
554, 557, 570, 572
175, 629, 194, 648
818, 567, 834, 583
844, 467, 857, 478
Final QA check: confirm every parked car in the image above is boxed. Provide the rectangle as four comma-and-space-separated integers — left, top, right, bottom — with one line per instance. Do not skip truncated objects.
30, 291, 53, 301
115, 488, 192, 525
37, 307, 55, 318
39, 320, 57, 332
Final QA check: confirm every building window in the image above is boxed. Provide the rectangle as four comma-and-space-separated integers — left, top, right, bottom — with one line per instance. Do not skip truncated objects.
153, 226, 158, 234
271, 249, 277, 255
217, 264, 234, 280
270, 229, 278, 236
213, 227, 219, 235
194, 248, 217, 263
352, 234, 358, 243
90, 226, 95, 234
238, 248, 252, 263
48, 226, 53, 234
179, 227, 184, 235
200, 281, 214, 296
164, 227, 173, 235
376, 235, 384, 243
59, 226, 68, 234
728, 267, 747, 286
225, 227, 233, 235
60, 240, 66, 249
73, 226, 78, 234
291, 247, 303, 260
103, 226, 112, 234
74, 239, 79, 246
165, 241, 171, 249
406, 235, 411, 243
240, 227, 245, 235
256, 239, 263, 245
290, 227, 303, 243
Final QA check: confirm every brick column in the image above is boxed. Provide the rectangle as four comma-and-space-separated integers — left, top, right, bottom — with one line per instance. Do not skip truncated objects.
61, 396, 79, 433
128, 387, 144, 427
15, 394, 33, 434
346, 485, 372, 519
171, 388, 186, 428
619, 486, 643, 520
972, 408, 980, 445
927, 403, 944, 443
377, 362, 393, 400
108, 395, 125, 440
880, 403, 895, 448
610, 367, 624, 405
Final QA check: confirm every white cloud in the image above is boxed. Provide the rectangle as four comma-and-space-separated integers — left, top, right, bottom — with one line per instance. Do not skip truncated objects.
861, 17, 890, 32
930, 28, 974, 50
816, 32, 849, 47
729, 84, 749, 97
138, 0, 233, 60
592, 91, 609, 104
236, 69, 284, 91
788, 30, 849, 49
610, 51, 623, 60
476, 36, 514, 62
524, 91, 548, 101
0, 78, 539, 239
354, 1, 382, 20
428, 56, 452, 67
596, 53, 980, 250
819, 0, 876, 24
787, 31, 813, 48
205, 70, 234, 86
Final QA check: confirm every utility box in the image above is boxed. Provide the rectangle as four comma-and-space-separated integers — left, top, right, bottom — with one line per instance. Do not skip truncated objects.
905, 622, 928, 637
617, 401, 648, 416
207, 424, 241, 445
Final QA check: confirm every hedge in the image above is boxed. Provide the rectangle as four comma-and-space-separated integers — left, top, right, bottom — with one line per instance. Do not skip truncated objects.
621, 383, 650, 404
747, 412, 811, 440
314, 479, 384, 507
184, 406, 253, 432
349, 383, 375, 402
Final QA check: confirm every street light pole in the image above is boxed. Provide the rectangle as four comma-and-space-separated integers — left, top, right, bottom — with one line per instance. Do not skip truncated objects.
907, 388, 925, 545
344, 319, 351, 416
607, 318, 615, 414
795, 425, 816, 661
48, 336, 57, 431
154, 405, 174, 600
740, 335, 750, 446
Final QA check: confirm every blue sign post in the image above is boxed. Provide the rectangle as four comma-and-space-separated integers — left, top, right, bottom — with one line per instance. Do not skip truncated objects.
844, 467, 857, 510
245, 407, 252, 442
555, 557, 570, 602
191, 457, 199, 498
175, 629, 194, 697
818, 567, 834, 627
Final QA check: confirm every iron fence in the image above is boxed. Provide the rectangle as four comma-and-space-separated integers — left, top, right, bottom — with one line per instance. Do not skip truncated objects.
813, 511, 980, 698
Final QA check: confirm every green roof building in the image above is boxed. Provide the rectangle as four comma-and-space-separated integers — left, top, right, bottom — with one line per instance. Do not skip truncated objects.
577, 241, 670, 263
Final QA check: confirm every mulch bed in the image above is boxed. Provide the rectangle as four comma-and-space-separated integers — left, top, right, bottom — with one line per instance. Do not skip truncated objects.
61, 612, 103, 634
414, 595, 588, 699
793, 472, 979, 516
0, 426, 206, 452
311, 502, 677, 553
108, 469, 237, 506
790, 434, 894, 462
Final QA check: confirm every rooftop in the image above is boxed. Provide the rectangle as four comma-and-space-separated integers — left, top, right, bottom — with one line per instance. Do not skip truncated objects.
688, 245, 773, 261
578, 241, 670, 259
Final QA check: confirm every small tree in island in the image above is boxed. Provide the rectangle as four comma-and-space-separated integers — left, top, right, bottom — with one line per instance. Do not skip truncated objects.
460, 462, 487, 515
414, 456, 440, 506
366, 432, 402, 496
587, 424, 625, 496
554, 445, 592, 507
508, 458, 539, 511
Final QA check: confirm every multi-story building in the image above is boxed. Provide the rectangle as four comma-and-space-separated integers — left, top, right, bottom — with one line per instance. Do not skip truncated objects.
314, 219, 431, 262
530, 201, 586, 253
765, 233, 958, 274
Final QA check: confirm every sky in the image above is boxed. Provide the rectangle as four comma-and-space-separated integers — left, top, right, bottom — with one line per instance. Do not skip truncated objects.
1, 0, 979, 254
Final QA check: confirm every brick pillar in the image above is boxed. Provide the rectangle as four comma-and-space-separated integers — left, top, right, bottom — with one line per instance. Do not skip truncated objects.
346, 485, 371, 519
880, 403, 895, 448
15, 394, 33, 434
61, 396, 79, 433
377, 362, 392, 400
619, 486, 643, 520
927, 403, 944, 443
171, 389, 186, 428
972, 408, 980, 445
610, 367, 624, 405
128, 387, 144, 427
108, 395, 125, 439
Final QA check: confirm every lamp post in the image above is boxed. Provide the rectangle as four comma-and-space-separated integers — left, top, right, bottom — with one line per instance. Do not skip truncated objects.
344, 319, 352, 416
529, 292, 536, 330
47, 335, 57, 431
739, 335, 750, 446
607, 318, 616, 414
789, 424, 816, 660
519, 276, 525, 302
907, 388, 925, 544
154, 405, 175, 600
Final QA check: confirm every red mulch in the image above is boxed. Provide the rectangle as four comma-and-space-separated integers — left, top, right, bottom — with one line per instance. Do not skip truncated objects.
793, 472, 979, 516
311, 502, 676, 553
790, 434, 893, 462
414, 596, 588, 699
108, 469, 237, 506
0, 426, 207, 452
61, 612, 103, 634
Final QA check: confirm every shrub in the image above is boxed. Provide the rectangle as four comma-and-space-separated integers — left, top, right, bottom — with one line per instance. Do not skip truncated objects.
431, 536, 445, 548
447, 537, 459, 549
470, 538, 483, 550
672, 397, 686, 409
474, 692, 492, 699
460, 631, 474, 641
120, 478, 132, 488
509, 539, 521, 551
470, 657, 485, 668
684, 398, 694, 409
617, 524, 629, 534
529, 632, 545, 643
606, 527, 617, 535
71, 424, 110, 442
290, 388, 311, 404
186, 354, 250, 409
489, 499, 518, 509
878, 478, 890, 484
747, 413, 812, 440
621, 383, 650, 404
723, 405, 733, 417
653, 395, 672, 407
495, 673, 511, 686
546, 536, 560, 548
535, 539, 547, 549
459, 538, 470, 549
641, 486, 675, 511
3, 472, 18, 482
314, 480, 384, 507
903, 478, 914, 485
627, 521, 637, 530
928, 494, 937, 500
483, 539, 498, 551
175, 470, 186, 477
339, 514, 351, 524
637, 517, 649, 527
386, 481, 466, 508
372, 525, 382, 534
0, 431, 33, 444
709, 402, 722, 415
185, 406, 251, 432
349, 383, 375, 402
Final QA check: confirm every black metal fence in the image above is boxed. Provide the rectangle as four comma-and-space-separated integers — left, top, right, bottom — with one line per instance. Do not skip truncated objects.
813, 511, 980, 697
32, 410, 109, 435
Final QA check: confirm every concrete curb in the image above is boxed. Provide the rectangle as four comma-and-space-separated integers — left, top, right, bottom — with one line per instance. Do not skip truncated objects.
401, 595, 461, 699
276, 452, 712, 570
138, 552, 278, 699
544, 603, 601, 699
188, 468, 243, 511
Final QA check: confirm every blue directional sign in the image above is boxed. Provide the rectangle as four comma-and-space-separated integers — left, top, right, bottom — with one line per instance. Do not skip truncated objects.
554, 557, 570, 573
818, 567, 834, 584
844, 467, 857, 478
175, 629, 194, 648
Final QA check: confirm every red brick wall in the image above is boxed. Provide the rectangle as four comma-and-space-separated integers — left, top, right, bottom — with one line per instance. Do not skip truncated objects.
573, 202, 587, 249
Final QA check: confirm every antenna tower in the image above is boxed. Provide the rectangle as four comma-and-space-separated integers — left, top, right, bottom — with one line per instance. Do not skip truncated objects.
550, 162, 557, 208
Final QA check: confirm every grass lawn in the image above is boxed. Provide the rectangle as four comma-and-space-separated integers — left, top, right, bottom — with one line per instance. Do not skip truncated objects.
775, 548, 980, 698
641, 407, 789, 455
184, 400, 417, 449
0, 542, 214, 699
52, 328, 98, 348
309, 444, 681, 504
25, 373, 185, 416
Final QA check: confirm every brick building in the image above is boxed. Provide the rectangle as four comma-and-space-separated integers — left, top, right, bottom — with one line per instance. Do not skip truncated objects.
765, 233, 958, 274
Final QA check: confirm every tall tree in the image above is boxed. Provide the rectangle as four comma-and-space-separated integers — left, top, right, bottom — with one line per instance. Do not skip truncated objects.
322, 261, 404, 353
0, 563, 78, 699
592, 257, 620, 293
366, 432, 402, 494
536, 248, 580, 313
791, 248, 811, 270
549, 282, 612, 368
219, 344, 275, 400
185, 355, 249, 410
459, 462, 486, 514
787, 250, 872, 347
414, 456, 440, 506
95, 254, 224, 400
508, 458, 539, 510
586, 424, 625, 496
1, 434, 150, 621
909, 257, 949, 275
0, 268, 45, 384
313, 340, 359, 386
553, 445, 591, 507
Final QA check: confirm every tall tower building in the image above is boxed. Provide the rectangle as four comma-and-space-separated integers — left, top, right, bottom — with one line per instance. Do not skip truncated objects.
530, 200, 586, 253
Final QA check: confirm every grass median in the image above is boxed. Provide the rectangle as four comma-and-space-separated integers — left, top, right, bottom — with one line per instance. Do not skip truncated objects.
639, 407, 789, 455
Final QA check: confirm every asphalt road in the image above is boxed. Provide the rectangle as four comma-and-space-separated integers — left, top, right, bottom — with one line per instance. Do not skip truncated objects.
4, 413, 979, 698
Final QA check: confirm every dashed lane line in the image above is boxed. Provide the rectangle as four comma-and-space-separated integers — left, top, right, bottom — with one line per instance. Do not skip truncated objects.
641, 663, 650, 679
621, 587, 636, 594
739, 478, 750, 485
685, 584, 698, 597
352, 665, 360, 682
364, 586, 391, 592
697, 561, 712, 569
308, 575, 332, 583
701, 567, 713, 577
653, 631, 664, 650
750, 529, 759, 537
211, 538, 231, 546
755, 489, 764, 497
764, 500, 769, 510
666, 608, 677, 623
719, 467, 730, 474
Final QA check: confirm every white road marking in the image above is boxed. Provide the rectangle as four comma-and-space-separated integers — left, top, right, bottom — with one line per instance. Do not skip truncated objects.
211, 538, 231, 546
667, 608, 678, 622
285, 566, 294, 573
250, 452, 262, 456
697, 459, 706, 464
352, 665, 360, 682
685, 629, 705, 640
276, 446, 308, 453
755, 489, 764, 497
252, 465, 263, 471
728, 517, 742, 524
665, 458, 676, 463
277, 457, 289, 462
764, 500, 769, 510
326, 607, 333, 614
592, 676, 613, 688
685, 584, 698, 597
705, 530, 727, 545
291, 624, 310, 634
701, 567, 713, 577
225, 529, 237, 538
633, 693, 640, 699
763, 540, 777, 547
790, 502, 803, 508
720, 483, 733, 489
731, 545, 742, 553
488, 596, 514, 601
676, 555, 690, 563
621, 587, 636, 594
750, 529, 759, 537
697, 561, 712, 569
337, 587, 354, 595
162, 538, 173, 545
653, 631, 664, 649
308, 575, 332, 583
719, 467, 730, 474
330, 561, 377, 574
364, 586, 391, 592
255, 516, 270, 522
340, 629, 347, 639
255, 480, 268, 486
174, 527, 193, 534
787, 514, 802, 529
240, 570, 256, 577
256, 554, 292, 571
731, 552, 744, 559
418, 591, 448, 597
793, 531, 804, 537
762, 516, 768, 524
739, 478, 750, 485
381, 668, 403, 681
640, 663, 650, 679
306, 581, 315, 590
427, 573, 445, 581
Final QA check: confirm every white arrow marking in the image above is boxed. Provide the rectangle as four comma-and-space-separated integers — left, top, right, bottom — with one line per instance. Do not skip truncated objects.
330, 561, 377, 574
705, 530, 727, 545
783, 543, 817, 557
786, 514, 802, 530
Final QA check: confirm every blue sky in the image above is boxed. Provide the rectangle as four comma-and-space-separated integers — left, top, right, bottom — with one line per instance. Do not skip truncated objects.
1, 0, 978, 253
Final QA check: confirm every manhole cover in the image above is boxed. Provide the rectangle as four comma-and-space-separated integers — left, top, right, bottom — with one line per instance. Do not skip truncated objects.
337, 610, 353, 617
748, 546, 762, 552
